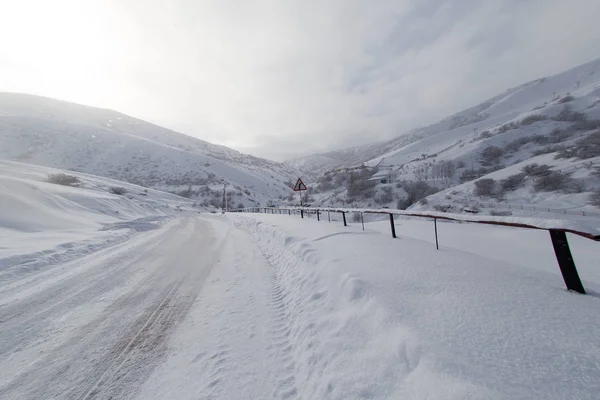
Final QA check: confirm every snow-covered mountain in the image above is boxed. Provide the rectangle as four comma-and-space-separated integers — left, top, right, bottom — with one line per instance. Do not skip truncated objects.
0, 93, 300, 208
292, 57, 600, 215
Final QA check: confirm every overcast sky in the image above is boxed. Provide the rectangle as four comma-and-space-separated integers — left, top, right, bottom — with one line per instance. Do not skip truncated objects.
1, 0, 600, 161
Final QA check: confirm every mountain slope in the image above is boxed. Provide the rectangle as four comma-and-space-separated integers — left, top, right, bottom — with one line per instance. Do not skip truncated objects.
0, 93, 299, 207
289, 57, 600, 174
292, 57, 600, 214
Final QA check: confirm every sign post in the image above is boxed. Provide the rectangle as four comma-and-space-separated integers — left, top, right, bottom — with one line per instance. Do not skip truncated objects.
292, 178, 308, 206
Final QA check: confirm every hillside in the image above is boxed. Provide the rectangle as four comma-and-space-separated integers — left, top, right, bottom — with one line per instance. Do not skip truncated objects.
293, 57, 600, 215
0, 93, 300, 208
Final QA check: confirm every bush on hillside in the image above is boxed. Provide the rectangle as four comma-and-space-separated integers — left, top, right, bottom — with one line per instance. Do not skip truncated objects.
556, 131, 600, 160
459, 169, 478, 183
47, 173, 81, 187
533, 171, 573, 192
397, 181, 437, 209
572, 119, 600, 131
505, 136, 534, 153
375, 187, 394, 205
500, 173, 526, 192
522, 163, 551, 177
480, 146, 505, 166
109, 186, 127, 195
520, 114, 547, 126
474, 178, 497, 197
532, 145, 567, 156
347, 169, 378, 200
553, 105, 586, 122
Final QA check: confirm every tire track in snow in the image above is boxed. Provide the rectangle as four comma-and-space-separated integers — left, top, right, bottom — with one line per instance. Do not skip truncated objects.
266, 269, 300, 400
77, 278, 185, 400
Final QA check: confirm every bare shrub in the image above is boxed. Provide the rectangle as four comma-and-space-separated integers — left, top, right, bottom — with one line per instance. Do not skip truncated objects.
459, 169, 478, 183
532, 145, 566, 156
47, 173, 81, 187
398, 181, 437, 209
533, 171, 573, 192
569, 179, 587, 193
433, 204, 452, 212
474, 178, 497, 197
351, 212, 362, 223
109, 186, 127, 195
556, 131, 600, 160
506, 136, 533, 153
480, 146, 504, 166
522, 163, 551, 177
520, 114, 547, 125
553, 105, 586, 122
375, 187, 394, 204
175, 186, 194, 198
501, 173, 526, 192
347, 169, 378, 200
572, 119, 600, 131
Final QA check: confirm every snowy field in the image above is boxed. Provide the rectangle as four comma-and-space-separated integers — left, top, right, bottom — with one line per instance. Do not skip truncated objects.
1, 161, 600, 399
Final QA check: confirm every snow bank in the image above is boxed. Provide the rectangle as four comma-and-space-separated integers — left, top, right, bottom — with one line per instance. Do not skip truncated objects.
229, 213, 600, 399
0, 160, 188, 280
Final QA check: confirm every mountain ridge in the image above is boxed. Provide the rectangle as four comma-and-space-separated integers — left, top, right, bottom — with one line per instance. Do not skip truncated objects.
0, 92, 301, 208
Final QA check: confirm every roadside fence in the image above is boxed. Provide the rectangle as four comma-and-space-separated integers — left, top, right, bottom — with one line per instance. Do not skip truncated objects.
234, 206, 600, 295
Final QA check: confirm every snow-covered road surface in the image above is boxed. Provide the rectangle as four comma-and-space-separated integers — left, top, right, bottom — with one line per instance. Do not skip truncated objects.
0, 216, 229, 399
1, 211, 599, 399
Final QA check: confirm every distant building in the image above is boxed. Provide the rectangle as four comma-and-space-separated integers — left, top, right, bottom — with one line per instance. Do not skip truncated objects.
370, 167, 401, 184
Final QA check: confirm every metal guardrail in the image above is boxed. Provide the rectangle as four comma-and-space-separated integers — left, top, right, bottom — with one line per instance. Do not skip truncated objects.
480, 202, 600, 218
234, 206, 600, 295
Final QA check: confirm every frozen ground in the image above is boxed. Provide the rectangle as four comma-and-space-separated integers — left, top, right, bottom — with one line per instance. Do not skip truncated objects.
2, 161, 600, 399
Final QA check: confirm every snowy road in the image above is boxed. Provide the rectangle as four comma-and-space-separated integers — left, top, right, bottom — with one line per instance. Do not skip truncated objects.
0, 216, 229, 399
2, 212, 599, 400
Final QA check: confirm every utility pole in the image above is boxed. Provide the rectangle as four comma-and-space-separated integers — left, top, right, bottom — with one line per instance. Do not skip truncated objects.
223, 182, 228, 213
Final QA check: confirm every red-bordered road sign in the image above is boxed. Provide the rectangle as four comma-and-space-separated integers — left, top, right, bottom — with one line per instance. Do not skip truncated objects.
293, 178, 307, 191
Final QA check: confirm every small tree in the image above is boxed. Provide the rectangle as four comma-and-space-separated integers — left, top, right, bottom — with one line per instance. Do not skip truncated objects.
474, 178, 497, 197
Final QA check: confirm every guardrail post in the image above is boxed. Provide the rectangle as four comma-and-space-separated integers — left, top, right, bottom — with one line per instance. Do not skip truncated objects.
301, 209, 304, 219
328, 211, 331, 222
434, 218, 439, 250
288, 210, 291, 215
549, 230, 585, 294
389, 214, 396, 238
342, 212, 347, 226
317, 210, 320, 221
361, 212, 365, 231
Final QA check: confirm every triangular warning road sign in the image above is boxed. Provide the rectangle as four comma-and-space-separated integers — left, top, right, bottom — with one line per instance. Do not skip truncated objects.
293, 178, 307, 191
